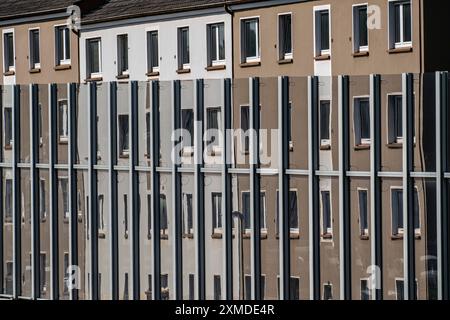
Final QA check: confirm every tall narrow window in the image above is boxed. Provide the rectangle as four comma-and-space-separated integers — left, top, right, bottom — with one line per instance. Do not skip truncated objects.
40, 253, 47, 295
161, 274, 169, 300
123, 273, 129, 300
147, 30, 159, 74
40, 179, 46, 221
146, 275, 152, 300
358, 189, 369, 238
240, 106, 250, 153
5, 179, 13, 221
38, 104, 43, 145
279, 277, 300, 300
278, 14, 292, 60
395, 279, 404, 300
388, 95, 403, 144
206, 108, 222, 154
146, 112, 151, 158
160, 194, 168, 234
117, 34, 129, 76
4, 107, 13, 148
189, 274, 195, 300
214, 275, 221, 300
59, 100, 69, 143
55, 26, 71, 66
63, 252, 69, 295
353, 5, 368, 52
3, 32, 15, 72
321, 191, 332, 239
60, 178, 69, 220
98, 194, 105, 234
29, 29, 40, 69
177, 27, 190, 70
183, 193, 193, 236
390, 0, 412, 49
5, 261, 13, 294
124, 194, 128, 238
315, 9, 330, 56
323, 282, 333, 300
147, 194, 152, 239
242, 192, 251, 232
361, 279, 370, 300
354, 97, 370, 146
391, 188, 403, 236
276, 190, 299, 234
241, 18, 259, 63
181, 109, 194, 149
320, 101, 331, 147
260, 192, 267, 231
212, 193, 222, 233
118, 115, 129, 157
207, 23, 225, 67
86, 38, 102, 79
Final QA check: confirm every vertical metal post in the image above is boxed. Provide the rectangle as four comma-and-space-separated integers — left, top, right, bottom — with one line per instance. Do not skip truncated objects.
68, 83, 79, 300
308, 76, 320, 300
129, 81, 140, 299
30, 84, 40, 299
278, 76, 291, 300
151, 81, 161, 300
338, 76, 351, 299
108, 82, 119, 300
250, 77, 261, 300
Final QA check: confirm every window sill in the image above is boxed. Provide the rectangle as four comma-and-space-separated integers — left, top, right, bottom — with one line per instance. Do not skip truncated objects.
321, 233, 333, 240
183, 234, 194, 239
386, 143, 403, 149
4, 145, 13, 150
176, 68, 191, 74
119, 154, 130, 159
146, 71, 160, 77
360, 234, 370, 240
63, 218, 70, 224
85, 77, 103, 82
388, 47, 413, 54
391, 234, 403, 240
354, 144, 370, 151
206, 65, 226, 71
314, 54, 330, 61
211, 233, 223, 239
277, 58, 293, 65
240, 61, 261, 68
5, 218, 13, 224
243, 232, 251, 239
98, 232, 106, 239
3, 70, 15, 76
29, 68, 41, 74
320, 145, 331, 151
276, 232, 300, 240
117, 74, 130, 80
54, 65, 71, 71
352, 51, 369, 58
161, 233, 169, 240
59, 139, 69, 145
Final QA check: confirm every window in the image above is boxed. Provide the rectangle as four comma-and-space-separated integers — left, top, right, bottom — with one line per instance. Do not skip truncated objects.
124, 194, 128, 238
214, 275, 221, 300
117, 34, 129, 76
40, 253, 47, 295
160, 194, 168, 234
59, 100, 69, 142
147, 30, 159, 73
5, 261, 13, 294
278, 14, 292, 60
189, 274, 195, 300
38, 104, 43, 145
207, 23, 225, 66
181, 109, 194, 149
161, 274, 169, 300
118, 115, 129, 157
276, 190, 299, 234
242, 192, 267, 233
55, 26, 71, 65
60, 178, 69, 220
358, 189, 369, 237
3, 31, 15, 72
315, 9, 330, 56
389, 0, 412, 49
4, 107, 13, 147
277, 276, 300, 300
5, 179, 13, 221
29, 29, 40, 69
320, 101, 331, 147
98, 194, 105, 234
183, 193, 193, 236
361, 279, 371, 300
354, 97, 370, 146
353, 5, 368, 52
240, 106, 250, 153
177, 27, 190, 70
388, 95, 403, 144
288, 102, 293, 150
206, 108, 222, 154
244, 275, 266, 300
146, 275, 152, 300
147, 194, 152, 239
321, 191, 332, 239
212, 193, 222, 233
391, 187, 420, 236
123, 273, 129, 300
146, 112, 151, 158
40, 179, 46, 221
241, 18, 260, 63
323, 282, 333, 300
63, 252, 69, 295
395, 278, 418, 300
86, 38, 102, 78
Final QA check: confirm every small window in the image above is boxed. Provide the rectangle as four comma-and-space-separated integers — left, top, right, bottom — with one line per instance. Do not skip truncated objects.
214, 275, 221, 300
212, 192, 222, 233
55, 26, 71, 66
40, 253, 47, 295
189, 274, 195, 300
123, 273, 129, 300
242, 192, 267, 233
147, 30, 159, 73
361, 279, 371, 300
315, 9, 330, 56
353, 5, 368, 52
354, 97, 370, 146
5, 261, 13, 294
183, 193, 193, 236
391, 187, 420, 236
118, 114, 129, 157
395, 278, 418, 300
160, 194, 168, 234
5, 179, 13, 221
117, 34, 129, 76
3, 32, 15, 71
146, 112, 151, 158
58, 100, 69, 142
358, 189, 369, 237
276, 190, 299, 234
288, 102, 293, 150
389, 0, 412, 49
323, 282, 333, 300
321, 190, 332, 239
278, 14, 292, 60
63, 252, 70, 295
207, 23, 225, 66
161, 274, 169, 300
29, 29, 40, 69
320, 100, 331, 147
98, 194, 105, 233
244, 274, 266, 300
277, 276, 300, 300
147, 194, 151, 239
123, 194, 128, 238
38, 104, 43, 145
86, 38, 102, 79
177, 27, 190, 70
206, 108, 222, 154
40, 179, 46, 221
4, 107, 13, 148
240, 106, 250, 153
60, 178, 69, 220
388, 95, 403, 144
181, 109, 194, 148
241, 18, 260, 63
146, 275, 152, 300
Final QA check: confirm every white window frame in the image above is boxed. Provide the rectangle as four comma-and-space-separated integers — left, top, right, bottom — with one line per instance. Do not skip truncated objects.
54, 24, 71, 66
116, 33, 129, 76
277, 12, 293, 60
352, 3, 369, 53
353, 95, 371, 146
177, 26, 190, 70
320, 189, 333, 240
313, 5, 331, 57
212, 192, 223, 234
28, 27, 41, 70
386, 92, 404, 144
240, 16, 260, 63
320, 100, 331, 147
60, 176, 69, 220
357, 188, 369, 237
323, 282, 333, 300
360, 278, 371, 300
388, 0, 413, 49
2, 28, 15, 72
118, 114, 130, 157
206, 106, 223, 156
145, 27, 160, 73
58, 99, 69, 142
4, 106, 13, 147
86, 37, 102, 79
276, 188, 300, 234
182, 193, 194, 235
208, 22, 226, 66
40, 178, 47, 221
395, 277, 418, 299
390, 186, 404, 235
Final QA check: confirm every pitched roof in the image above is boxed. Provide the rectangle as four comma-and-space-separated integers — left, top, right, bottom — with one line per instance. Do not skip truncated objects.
0, 0, 79, 20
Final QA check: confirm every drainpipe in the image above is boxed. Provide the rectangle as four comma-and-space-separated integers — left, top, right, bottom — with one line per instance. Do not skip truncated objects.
225, 3, 235, 80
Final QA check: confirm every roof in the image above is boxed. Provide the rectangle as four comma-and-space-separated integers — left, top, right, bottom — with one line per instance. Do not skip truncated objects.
0, 0, 80, 20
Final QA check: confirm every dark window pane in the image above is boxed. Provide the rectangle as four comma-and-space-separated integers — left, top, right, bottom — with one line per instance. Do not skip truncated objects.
320, 101, 330, 141
181, 109, 194, 147
242, 192, 250, 230
394, 4, 402, 43
360, 99, 370, 140
320, 11, 330, 51
403, 3, 411, 42
358, 7, 368, 47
